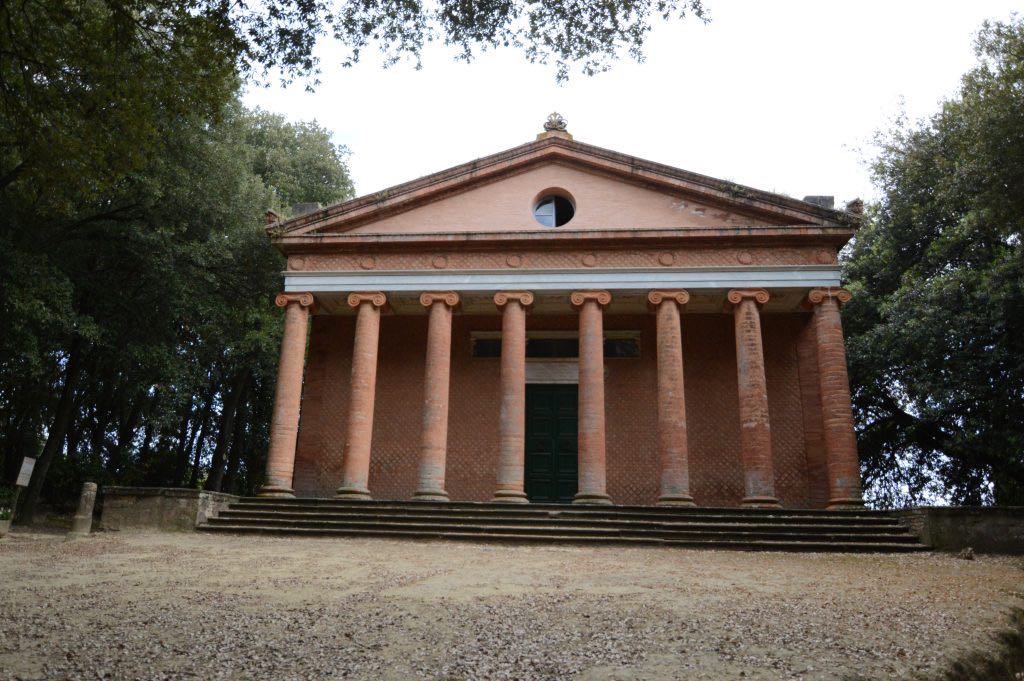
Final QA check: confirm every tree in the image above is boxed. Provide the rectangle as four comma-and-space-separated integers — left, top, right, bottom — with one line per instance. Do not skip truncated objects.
2, 101, 354, 521
843, 17, 1024, 508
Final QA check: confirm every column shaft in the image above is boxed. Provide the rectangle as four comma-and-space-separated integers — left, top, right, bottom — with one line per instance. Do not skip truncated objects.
336, 292, 386, 499
572, 290, 612, 505
414, 293, 459, 501
259, 293, 315, 497
492, 291, 532, 503
728, 289, 780, 508
808, 289, 865, 509
649, 291, 695, 506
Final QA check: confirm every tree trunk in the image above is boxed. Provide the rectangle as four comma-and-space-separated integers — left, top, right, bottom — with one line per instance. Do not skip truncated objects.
137, 390, 161, 483
17, 341, 84, 524
170, 395, 195, 486
188, 385, 215, 488
222, 391, 251, 495
205, 370, 250, 492
108, 390, 145, 477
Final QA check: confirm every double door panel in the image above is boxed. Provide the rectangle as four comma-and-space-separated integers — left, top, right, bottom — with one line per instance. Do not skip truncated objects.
524, 384, 578, 503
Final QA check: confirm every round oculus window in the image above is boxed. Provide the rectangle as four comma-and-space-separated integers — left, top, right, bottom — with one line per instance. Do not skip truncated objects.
533, 194, 575, 227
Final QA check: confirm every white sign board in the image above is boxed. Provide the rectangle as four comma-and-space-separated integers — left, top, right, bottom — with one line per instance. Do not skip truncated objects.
16, 457, 36, 487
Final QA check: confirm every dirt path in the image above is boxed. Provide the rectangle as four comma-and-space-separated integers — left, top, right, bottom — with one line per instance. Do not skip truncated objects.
0, 531, 1021, 680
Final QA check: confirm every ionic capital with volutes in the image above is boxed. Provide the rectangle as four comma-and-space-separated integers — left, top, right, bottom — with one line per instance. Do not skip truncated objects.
275, 292, 316, 312
804, 287, 852, 308
570, 290, 612, 308
725, 288, 770, 308
420, 291, 460, 308
493, 291, 534, 309
647, 289, 690, 308
347, 291, 387, 309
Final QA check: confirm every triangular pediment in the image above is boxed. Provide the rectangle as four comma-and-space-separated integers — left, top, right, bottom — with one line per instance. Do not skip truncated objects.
274, 135, 855, 240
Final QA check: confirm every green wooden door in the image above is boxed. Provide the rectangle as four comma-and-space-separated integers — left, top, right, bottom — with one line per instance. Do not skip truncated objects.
524, 384, 578, 503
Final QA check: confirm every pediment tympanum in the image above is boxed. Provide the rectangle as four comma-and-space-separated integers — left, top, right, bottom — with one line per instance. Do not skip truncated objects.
273, 134, 856, 242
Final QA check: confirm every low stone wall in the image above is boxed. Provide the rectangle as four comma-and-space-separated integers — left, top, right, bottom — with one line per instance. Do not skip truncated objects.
102, 487, 238, 532
897, 506, 1024, 554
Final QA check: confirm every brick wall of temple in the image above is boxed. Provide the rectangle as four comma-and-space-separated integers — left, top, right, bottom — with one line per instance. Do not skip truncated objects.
293, 312, 830, 508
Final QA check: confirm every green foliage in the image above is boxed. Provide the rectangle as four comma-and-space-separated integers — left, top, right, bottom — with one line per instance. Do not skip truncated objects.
844, 17, 1024, 507
0, 487, 14, 520
0, 93, 354, 512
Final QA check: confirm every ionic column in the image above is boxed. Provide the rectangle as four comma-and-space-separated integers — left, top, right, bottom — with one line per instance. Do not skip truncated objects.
806, 288, 865, 509
414, 292, 460, 501
726, 288, 780, 508
648, 290, 695, 506
492, 291, 533, 503
259, 292, 316, 497
571, 290, 613, 505
336, 292, 387, 500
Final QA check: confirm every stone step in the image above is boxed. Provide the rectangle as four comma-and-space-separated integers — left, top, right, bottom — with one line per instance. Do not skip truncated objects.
229, 501, 901, 526
232, 497, 890, 518
196, 523, 928, 553
204, 516, 919, 543
217, 509, 908, 534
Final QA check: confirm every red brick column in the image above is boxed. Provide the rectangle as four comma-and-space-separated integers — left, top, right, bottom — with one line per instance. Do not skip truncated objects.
806, 288, 865, 509
571, 290, 613, 505
492, 291, 533, 503
259, 292, 316, 497
414, 292, 460, 501
336, 292, 387, 500
727, 288, 780, 508
648, 290, 696, 506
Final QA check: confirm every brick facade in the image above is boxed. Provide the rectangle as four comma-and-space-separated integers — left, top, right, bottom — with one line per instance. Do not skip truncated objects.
292, 311, 830, 507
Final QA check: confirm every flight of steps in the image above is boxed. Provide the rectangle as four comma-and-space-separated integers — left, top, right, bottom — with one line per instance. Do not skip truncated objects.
197, 498, 928, 552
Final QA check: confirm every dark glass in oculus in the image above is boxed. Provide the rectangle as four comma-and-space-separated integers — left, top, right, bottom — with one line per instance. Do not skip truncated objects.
533, 195, 575, 227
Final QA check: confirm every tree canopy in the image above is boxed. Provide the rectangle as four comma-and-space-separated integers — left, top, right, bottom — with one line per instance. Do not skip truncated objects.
0, 0, 707, 519
844, 17, 1024, 507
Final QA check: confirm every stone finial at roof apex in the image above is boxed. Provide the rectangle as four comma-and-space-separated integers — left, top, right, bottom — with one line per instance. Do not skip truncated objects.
544, 112, 568, 132
537, 112, 573, 141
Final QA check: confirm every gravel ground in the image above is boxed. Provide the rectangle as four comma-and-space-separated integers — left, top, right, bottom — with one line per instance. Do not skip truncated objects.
0, 530, 1021, 680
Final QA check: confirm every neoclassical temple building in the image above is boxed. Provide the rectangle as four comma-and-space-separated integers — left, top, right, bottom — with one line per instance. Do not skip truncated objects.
259, 115, 864, 510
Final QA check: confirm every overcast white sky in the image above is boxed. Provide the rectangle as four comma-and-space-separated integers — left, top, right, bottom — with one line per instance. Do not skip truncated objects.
243, 1, 1020, 207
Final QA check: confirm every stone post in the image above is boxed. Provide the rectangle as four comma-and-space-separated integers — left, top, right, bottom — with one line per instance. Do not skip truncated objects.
336, 292, 387, 500
492, 291, 533, 503
571, 290, 613, 505
68, 482, 97, 537
414, 292, 460, 501
727, 288, 780, 508
648, 290, 695, 506
259, 292, 315, 497
806, 288, 865, 509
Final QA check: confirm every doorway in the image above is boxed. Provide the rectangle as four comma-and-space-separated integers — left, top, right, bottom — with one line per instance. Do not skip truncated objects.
524, 384, 578, 503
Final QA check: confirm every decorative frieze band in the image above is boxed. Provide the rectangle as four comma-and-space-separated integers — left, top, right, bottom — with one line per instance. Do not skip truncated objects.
287, 246, 838, 273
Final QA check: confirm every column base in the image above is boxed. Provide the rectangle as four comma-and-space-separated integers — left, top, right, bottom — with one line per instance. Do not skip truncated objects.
741, 496, 781, 509
412, 490, 450, 502
257, 486, 295, 498
657, 495, 696, 507
335, 487, 372, 500
491, 490, 529, 503
572, 493, 613, 505
827, 497, 865, 510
